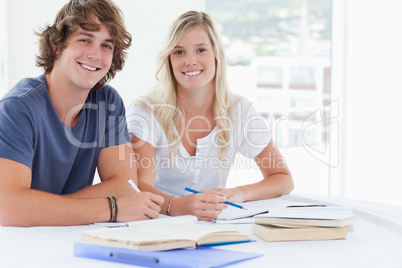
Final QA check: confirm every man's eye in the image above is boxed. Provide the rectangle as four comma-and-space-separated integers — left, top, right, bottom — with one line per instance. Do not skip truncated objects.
103, 44, 113, 50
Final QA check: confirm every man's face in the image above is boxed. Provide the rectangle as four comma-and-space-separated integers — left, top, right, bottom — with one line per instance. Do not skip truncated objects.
53, 23, 114, 91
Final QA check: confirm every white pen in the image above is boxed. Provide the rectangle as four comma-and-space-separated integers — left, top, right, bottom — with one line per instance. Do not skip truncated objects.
128, 179, 141, 193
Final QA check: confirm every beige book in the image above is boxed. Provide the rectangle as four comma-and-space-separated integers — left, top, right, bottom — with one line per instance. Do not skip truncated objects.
82, 218, 250, 251
252, 223, 347, 242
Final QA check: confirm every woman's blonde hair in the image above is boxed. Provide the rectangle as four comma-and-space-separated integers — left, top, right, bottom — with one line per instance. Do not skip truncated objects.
139, 11, 233, 159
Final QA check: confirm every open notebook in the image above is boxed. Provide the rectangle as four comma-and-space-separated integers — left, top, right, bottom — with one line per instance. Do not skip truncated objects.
215, 195, 325, 223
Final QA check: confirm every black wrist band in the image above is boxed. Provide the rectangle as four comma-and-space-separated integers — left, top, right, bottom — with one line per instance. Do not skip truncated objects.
107, 196, 118, 222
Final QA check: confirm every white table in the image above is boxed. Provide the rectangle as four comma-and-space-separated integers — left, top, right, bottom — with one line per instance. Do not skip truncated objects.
1, 193, 401, 267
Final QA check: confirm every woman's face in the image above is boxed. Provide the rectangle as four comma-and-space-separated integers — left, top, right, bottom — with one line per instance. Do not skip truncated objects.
170, 25, 216, 94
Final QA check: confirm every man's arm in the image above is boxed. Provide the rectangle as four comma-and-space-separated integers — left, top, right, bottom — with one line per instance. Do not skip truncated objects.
67, 142, 137, 198
0, 143, 163, 227
0, 157, 110, 226
67, 142, 165, 222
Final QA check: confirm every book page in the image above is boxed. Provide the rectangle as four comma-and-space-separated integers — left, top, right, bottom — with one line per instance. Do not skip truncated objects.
93, 214, 197, 228
259, 206, 354, 220
216, 195, 322, 221
217, 205, 269, 220
82, 225, 196, 251
137, 218, 239, 241
85, 226, 178, 241
82, 217, 244, 251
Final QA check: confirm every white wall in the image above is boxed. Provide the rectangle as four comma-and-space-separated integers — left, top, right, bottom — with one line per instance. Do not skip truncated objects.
2, 0, 205, 107
2, 0, 402, 206
1, 0, 204, 186
341, 0, 402, 205
110, 0, 205, 107
0, 0, 6, 95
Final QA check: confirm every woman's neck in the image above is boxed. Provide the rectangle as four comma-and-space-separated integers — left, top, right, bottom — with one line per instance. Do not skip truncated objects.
177, 86, 215, 117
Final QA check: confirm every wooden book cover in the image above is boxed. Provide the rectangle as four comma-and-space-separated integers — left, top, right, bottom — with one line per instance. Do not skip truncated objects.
82, 218, 250, 251
252, 223, 347, 242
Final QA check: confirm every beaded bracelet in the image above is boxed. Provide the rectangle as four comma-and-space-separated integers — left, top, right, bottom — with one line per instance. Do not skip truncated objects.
166, 196, 176, 216
107, 196, 118, 222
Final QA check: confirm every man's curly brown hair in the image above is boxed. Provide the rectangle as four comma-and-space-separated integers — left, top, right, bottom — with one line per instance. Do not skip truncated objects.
35, 0, 132, 90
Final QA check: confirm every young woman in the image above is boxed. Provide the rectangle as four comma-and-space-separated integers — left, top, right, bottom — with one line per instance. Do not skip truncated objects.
127, 11, 294, 221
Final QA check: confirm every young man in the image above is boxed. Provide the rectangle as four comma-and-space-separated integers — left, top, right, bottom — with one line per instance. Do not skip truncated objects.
0, 0, 163, 227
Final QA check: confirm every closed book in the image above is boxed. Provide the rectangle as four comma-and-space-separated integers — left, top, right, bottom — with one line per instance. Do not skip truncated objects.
82, 217, 250, 251
254, 215, 356, 228
254, 206, 355, 228
252, 223, 347, 242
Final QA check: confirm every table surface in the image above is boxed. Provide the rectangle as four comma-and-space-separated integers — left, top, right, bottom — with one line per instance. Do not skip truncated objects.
1, 193, 402, 268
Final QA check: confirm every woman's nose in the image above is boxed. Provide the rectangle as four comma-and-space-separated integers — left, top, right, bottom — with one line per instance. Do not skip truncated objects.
185, 54, 197, 66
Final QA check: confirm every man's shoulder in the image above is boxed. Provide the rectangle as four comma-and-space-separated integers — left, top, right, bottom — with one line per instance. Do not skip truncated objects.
87, 84, 126, 116
89, 84, 122, 101
2, 75, 47, 101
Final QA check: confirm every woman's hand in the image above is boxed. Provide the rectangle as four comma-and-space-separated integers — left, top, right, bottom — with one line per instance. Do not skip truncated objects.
170, 190, 228, 221
213, 187, 246, 203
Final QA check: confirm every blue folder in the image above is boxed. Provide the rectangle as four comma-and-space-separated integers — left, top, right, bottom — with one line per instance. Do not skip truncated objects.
74, 242, 263, 268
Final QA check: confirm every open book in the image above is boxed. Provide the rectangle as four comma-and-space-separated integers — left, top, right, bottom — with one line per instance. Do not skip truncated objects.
82, 217, 250, 251
215, 195, 330, 223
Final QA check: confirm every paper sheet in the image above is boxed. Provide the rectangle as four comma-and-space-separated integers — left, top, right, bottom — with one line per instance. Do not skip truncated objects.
215, 195, 324, 223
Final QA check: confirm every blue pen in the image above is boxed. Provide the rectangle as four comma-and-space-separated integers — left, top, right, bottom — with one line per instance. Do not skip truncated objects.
185, 187, 248, 210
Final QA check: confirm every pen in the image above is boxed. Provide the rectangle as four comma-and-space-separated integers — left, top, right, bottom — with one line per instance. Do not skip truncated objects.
185, 187, 247, 210
128, 179, 141, 193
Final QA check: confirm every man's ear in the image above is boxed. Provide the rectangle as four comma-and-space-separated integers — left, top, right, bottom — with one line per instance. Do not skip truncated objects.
54, 47, 61, 55
52, 43, 61, 55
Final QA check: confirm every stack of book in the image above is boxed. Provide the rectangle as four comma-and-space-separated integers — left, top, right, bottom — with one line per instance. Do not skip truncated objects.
252, 206, 356, 242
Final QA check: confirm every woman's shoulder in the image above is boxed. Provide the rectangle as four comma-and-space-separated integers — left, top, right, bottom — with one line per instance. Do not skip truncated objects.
127, 96, 153, 115
228, 93, 255, 113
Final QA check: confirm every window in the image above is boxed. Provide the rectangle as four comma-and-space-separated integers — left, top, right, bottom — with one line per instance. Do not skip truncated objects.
206, 0, 333, 195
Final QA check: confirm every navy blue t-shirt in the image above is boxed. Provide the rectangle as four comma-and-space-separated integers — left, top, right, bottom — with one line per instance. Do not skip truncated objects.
0, 74, 130, 194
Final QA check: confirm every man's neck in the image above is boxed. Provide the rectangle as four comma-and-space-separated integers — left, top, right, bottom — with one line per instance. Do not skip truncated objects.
45, 73, 91, 127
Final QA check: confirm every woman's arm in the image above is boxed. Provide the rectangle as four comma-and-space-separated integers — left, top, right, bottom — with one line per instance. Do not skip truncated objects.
131, 134, 227, 221
215, 141, 294, 203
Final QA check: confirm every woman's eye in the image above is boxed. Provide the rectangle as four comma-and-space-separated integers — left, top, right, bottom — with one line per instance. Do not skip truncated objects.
198, 48, 206, 53
174, 50, 184, 55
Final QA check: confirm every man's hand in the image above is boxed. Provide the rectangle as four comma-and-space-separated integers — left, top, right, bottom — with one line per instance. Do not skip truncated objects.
116, 192, 164, 222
